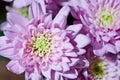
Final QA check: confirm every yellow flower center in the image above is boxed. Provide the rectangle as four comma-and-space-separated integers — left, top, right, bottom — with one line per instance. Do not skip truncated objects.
100, 11, 113, 27
31, 33, 52, 57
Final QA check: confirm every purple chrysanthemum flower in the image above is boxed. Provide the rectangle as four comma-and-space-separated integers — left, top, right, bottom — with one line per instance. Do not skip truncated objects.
77, 48, 120, 80
69, 0, 120, 56
0, 1, 90, 80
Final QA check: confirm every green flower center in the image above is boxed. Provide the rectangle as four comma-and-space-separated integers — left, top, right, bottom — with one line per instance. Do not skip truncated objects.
18, 7, 29, 19
32, 34, 51, 57
100, 12, 113, 27
90, 59, 105, 78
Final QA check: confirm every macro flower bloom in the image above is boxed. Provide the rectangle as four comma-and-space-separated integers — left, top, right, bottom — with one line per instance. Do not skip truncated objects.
0, 1, 90, 80
77, 48, 120, 80
68, 0, 120, 56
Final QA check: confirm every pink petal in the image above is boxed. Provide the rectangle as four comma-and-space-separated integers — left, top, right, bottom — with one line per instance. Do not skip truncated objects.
0, 36, 9, 48
52, 6, 70, 28
51, 63, 62, 71
115, 41, 120, 51
69, 58, 79, 66
102, 36, 110, 42
3, 24, 27, 40
37, 0, 46, 14
62, 42, 74, 50
93, 48, 106, 56
13, 0, 30, 8
54, 72, 61, 80
62, 57, 70, 63
105, 44, 117, 54
65, 52, 77, 57
25, 67, 41, 80
29, 1, 44, 19
66, 24, 82, 37
41, 67, 51, 79
7, 60, 25, 74
0, 36, 16, 59
63, 69, 78, 79
43, 14, 52, 24
7, 12, 28, 27
78, 49, 86, 55
74, 34, 90, 48
62, 62, 70, 72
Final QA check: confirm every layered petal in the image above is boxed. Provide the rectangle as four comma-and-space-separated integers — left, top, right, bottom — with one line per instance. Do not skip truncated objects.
7, 12, 28, 27
7, 60, 25, 74
74, 34, 90, 48
52, 6, 70, 28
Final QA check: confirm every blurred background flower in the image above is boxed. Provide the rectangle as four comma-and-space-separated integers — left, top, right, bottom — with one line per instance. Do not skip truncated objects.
0, 1, 24, 80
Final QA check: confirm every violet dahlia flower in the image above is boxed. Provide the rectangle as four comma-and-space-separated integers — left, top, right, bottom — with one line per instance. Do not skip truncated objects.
69, 0, 120, 56
0, 2, 90, 80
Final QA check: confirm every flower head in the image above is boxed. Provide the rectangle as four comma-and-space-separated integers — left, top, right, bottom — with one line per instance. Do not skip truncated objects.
69, 0, 120, 56
0, 2, 90, 80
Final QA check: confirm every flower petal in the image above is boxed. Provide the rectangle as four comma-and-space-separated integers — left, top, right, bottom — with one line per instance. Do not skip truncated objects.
7, 12, 28, 27
74, 34, 90, 48
41, 67, 51, 79
29, 1, 44, 19
36, 0, 46, 14
62, 62, 70, 72
66, 24, 82, 37
69, 58, 79, 66
105, 44, 117, 54
51, 63, 62, 71
25, 67, 42, 80
65, 52, 77, 57
0, 36, 16, 59
52, 6, 70, 28
63, 69, 78, 79
13, 0, 30, 8
7, 60, 25, 74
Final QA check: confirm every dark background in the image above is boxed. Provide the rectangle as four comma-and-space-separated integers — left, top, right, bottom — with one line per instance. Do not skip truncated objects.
0, 1, 24, 80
